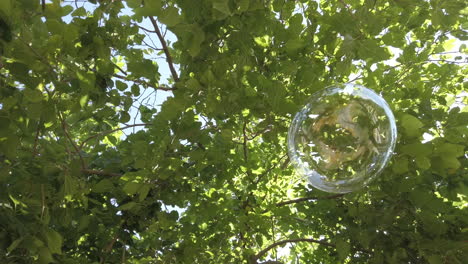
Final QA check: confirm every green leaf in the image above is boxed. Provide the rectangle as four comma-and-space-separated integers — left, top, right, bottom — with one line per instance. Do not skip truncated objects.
237, 0, 250, 13
432, 143, 464, 169
127, 59, 158, 80
285, 38, 305, 54
186, 78, 202, 90
159, 7, 181, 27
139, 185, 151, 202
120, 111, 131, 123
126, 0, 142, 8
435, 143, 464, 157
144, 0, 162, 15
79, 94, 88, 108
401, 143, 432, 157
45, 229, 62, 254
400, 114, 423, 137
130, 84, 140, 97
78, 215, 91, 232
392, 158, 409, 174
123, 181, 142, 195
92, 179, 114, 193
7, 237, 23, 253
440, 156, 461, 169
72, 7, 87, 17
336, 239, 350, 260
119, 202, 137, 211
213, 0, 231, 15
0, 0, 12, 15
254, 35, 270, 47
24, 88, 43, 103
415, 156, 431, 170
116, 80, 127, 91
61, 5, 73, 16
1, 135, 19, 158
426, 255, 443, 264
38, 247, 54, 264
187, 24, 205, 57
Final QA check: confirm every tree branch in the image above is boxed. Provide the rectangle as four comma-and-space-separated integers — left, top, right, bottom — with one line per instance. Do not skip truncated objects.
275, 194, 344, 207
254, 154, 288, 185
40, 184, 46, 221
58, 112, 86, 169
113, 74, 175, 91
137, 24, 156, 33
100, 235, 119, 264
251, 238, 334, 263
149, 16, 179, 82
79, 123, 149, 150
32, 120, 41, 157
82, 169, 122, 177
113, 63, 128, 76
243, 121, 248, 162
247, 125, 272, 140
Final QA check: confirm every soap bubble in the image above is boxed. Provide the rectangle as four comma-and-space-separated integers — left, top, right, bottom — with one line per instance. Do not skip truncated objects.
288, 84, 397, 193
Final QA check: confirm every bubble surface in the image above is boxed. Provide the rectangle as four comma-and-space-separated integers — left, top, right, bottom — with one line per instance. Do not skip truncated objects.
288, 84, 397, 193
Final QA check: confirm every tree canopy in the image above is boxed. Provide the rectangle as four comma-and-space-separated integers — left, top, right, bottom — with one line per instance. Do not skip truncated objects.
0, 0, 467, 263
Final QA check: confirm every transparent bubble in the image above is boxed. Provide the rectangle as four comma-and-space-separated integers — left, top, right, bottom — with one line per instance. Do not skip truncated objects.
288, 84, 397, 193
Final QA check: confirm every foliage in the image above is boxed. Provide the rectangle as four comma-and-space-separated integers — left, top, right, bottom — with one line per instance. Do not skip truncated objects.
0, 0, 467, 263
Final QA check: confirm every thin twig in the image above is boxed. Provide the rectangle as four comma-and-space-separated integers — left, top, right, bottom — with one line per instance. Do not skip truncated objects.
427, 59, 467, 64
32, 120, 41, 157
254, 154, 288, 185
58, 112, 86, 169
280, 156, 290, 170
121, 246, 126, 263
113, 63, 128, 76
113, 74, 175, 91
247, 125, 272, 140
251, 238, 335, 263
243, 121, 248, 162
40, 184, 45, 221
275, 194, 344, 207
137, 25, 156, 33
82, 169, 122, 177
100, 235, 119, 264
148, 17, 179, 82
79, 123, 150, 150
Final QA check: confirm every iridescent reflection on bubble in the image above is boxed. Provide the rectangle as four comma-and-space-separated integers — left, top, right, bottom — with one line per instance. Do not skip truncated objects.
288, 84, 397, 193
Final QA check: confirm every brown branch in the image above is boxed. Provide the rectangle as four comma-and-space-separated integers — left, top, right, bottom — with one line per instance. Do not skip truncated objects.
40, 184, 45, 221
100, 235, 119, 264
79, 123, 149, 150
149, 16, 179, 82
275, 194, 344, 207
137, 24, 156, 33
58, 113, 86, 169
247, 125, 272, 140
32, 120, 41, 157
243, 121, 248, 162
113, 74, 175, 91
113, 63, 128, 76
280, 156, 290, 170
254, 154, 288, 185
251, 238, 335, 263
82, 169, 122, 177
427, 59, 467, 64
121, 246, 126, 264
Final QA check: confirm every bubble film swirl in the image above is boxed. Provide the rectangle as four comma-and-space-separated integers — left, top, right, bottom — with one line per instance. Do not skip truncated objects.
288, 84, 397, 193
